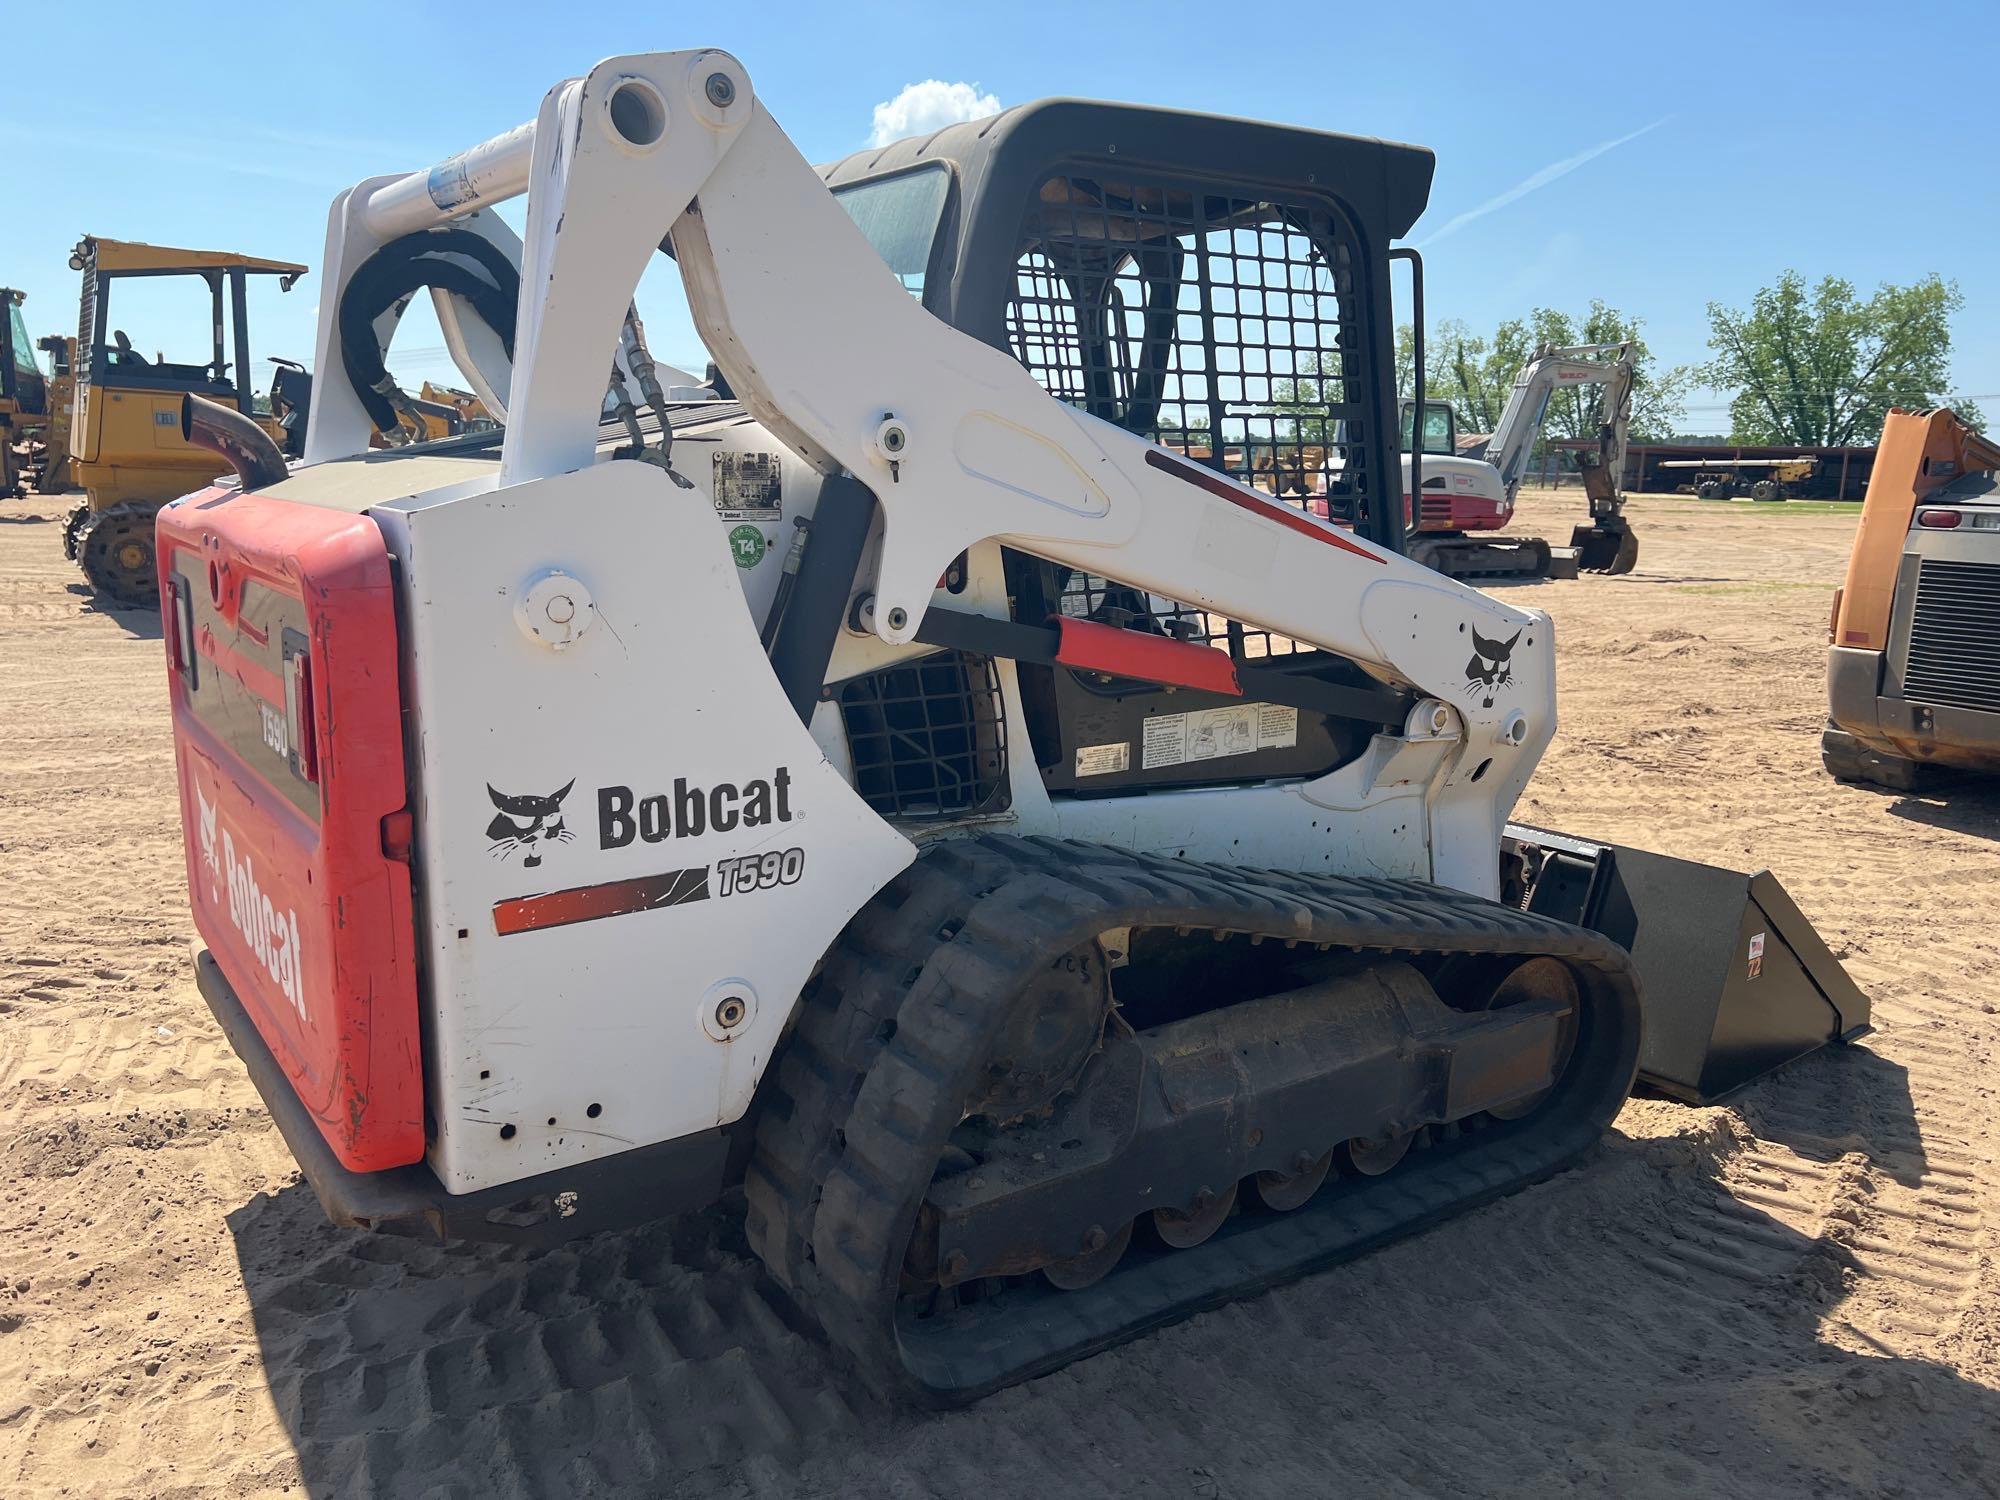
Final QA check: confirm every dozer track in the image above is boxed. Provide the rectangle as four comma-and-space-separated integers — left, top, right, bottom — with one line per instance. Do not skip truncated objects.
746, 835, 1643, 1405
72, 501, 163, 606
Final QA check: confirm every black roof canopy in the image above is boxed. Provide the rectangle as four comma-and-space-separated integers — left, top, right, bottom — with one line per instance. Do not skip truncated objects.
819, 97, 1434, 338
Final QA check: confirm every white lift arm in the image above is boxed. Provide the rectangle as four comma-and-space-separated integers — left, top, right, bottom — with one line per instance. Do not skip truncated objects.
302, 51, 1554, 869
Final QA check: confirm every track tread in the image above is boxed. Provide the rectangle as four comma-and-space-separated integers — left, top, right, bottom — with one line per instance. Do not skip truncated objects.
72, 500, 164, 606
743, 834, 1642, 1404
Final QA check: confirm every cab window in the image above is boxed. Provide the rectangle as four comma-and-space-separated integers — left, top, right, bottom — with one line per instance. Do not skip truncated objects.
1400, 400, 1455, 455
832, 164, 952, 296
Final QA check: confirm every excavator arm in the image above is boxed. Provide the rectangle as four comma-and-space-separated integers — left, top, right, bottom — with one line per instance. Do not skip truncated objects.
1485, 344, 1634, 504
1482, 343, 1639, 573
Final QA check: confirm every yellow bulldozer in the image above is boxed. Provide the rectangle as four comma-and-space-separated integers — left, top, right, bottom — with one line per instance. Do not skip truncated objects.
60, 236, 307, 604
1, 289, 53, 499
31, 332, 78, 493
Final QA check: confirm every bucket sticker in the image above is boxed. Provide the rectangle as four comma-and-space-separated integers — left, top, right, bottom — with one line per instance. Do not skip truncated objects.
1747, 931, 1765, 980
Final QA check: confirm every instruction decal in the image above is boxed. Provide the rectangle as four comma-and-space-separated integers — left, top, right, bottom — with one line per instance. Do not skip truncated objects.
712, 451, 783, 520
1075, 742, 1131, 777
1142, 704, 1297, 769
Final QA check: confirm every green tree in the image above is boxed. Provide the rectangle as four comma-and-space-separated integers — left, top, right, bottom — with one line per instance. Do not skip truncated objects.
1701, 271, 1981, 445
1407, 302, 1687, 444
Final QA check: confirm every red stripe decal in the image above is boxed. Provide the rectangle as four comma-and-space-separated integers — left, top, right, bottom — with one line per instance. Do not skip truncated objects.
494, 865, 711, 936
1144, 448, 1387, 563
1051, 615, 1242, 696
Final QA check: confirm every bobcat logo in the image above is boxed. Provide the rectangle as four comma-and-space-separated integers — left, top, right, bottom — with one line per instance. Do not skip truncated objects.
487, 781, 576, 868
1465, 626, 1521, 709
195, 783, 222, 900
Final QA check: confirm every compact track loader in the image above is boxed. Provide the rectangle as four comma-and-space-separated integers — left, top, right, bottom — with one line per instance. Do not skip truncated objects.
163, 53, 1868, 1404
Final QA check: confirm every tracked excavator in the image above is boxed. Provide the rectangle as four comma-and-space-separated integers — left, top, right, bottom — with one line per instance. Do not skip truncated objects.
162, 54, 1869, 1404
1402, 343, 1641, 580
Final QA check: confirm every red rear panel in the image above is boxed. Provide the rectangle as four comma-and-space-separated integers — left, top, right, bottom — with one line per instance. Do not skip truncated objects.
158, 488, 423, 1171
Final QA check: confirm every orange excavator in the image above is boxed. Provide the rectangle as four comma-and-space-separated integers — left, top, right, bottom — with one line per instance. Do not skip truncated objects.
1824, 407, 2000, 789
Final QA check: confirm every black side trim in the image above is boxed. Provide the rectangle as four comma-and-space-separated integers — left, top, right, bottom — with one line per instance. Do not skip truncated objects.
769, 473, 878, 723
194, 948, 730, 1246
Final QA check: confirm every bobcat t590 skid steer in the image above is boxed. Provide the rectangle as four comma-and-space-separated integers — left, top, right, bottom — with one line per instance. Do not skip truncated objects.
161, 51, 1869, 1403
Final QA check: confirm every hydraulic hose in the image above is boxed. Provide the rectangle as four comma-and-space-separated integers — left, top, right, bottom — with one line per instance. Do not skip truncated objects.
337, 228, 520, 437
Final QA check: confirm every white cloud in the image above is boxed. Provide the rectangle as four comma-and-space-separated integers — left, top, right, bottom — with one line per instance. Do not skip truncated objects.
1417, 118, 1671, 248
869, 80, 1001, 148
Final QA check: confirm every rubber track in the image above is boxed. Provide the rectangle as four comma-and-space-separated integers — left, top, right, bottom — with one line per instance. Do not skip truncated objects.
744, 834, 1643, 1405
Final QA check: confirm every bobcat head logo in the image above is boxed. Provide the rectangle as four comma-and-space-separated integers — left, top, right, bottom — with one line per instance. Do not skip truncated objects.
196, 784, 220, 891
487, 781, 575, 868
1465, 627, 1521, 709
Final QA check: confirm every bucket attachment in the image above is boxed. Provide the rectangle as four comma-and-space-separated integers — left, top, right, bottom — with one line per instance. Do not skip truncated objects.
1503, 824, 1870, 1104
1570, 520, 1638, 574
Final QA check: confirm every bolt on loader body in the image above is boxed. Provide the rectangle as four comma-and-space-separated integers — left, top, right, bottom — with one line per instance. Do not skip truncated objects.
162, 50, 1869, 1403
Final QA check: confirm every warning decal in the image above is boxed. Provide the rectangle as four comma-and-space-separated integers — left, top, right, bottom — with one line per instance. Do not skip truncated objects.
712, 451, 783, 520
1075, 742, 1131, 777
1142, 704, 1298, 769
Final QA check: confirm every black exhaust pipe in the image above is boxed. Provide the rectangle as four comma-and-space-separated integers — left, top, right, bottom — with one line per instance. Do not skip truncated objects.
181, 393, 290, 491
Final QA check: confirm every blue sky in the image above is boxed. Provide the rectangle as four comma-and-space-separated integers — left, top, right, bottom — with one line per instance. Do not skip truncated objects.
14, 1, 1997, 436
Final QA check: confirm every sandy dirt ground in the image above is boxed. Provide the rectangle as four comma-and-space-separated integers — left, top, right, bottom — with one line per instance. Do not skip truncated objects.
1, 486, 1996, 1499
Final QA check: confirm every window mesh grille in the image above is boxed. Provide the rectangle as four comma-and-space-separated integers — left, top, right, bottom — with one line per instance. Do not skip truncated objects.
1005, 170, 1369, 521
1006, 170, 1370, 661
1052, 568, 1302, 663
837, 652, 1010, 820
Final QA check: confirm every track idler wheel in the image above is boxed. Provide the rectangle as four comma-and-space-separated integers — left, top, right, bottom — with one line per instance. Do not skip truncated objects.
1253, 1149, 1335, 1212
1153, 1183, 1238, 1248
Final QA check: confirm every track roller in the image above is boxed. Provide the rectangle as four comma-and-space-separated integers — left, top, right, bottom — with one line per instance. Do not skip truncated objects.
1344, 1130, 1415, 1176
1153, 1184, 1238, 1248
1254, 1149, 1335, 1211
1043, 1221, 1132, 1290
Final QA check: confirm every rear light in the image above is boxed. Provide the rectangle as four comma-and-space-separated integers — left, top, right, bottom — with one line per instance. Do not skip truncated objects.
283, 647, 319, 784
166, 575, 198, 688
1917, 509, 1962, 528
